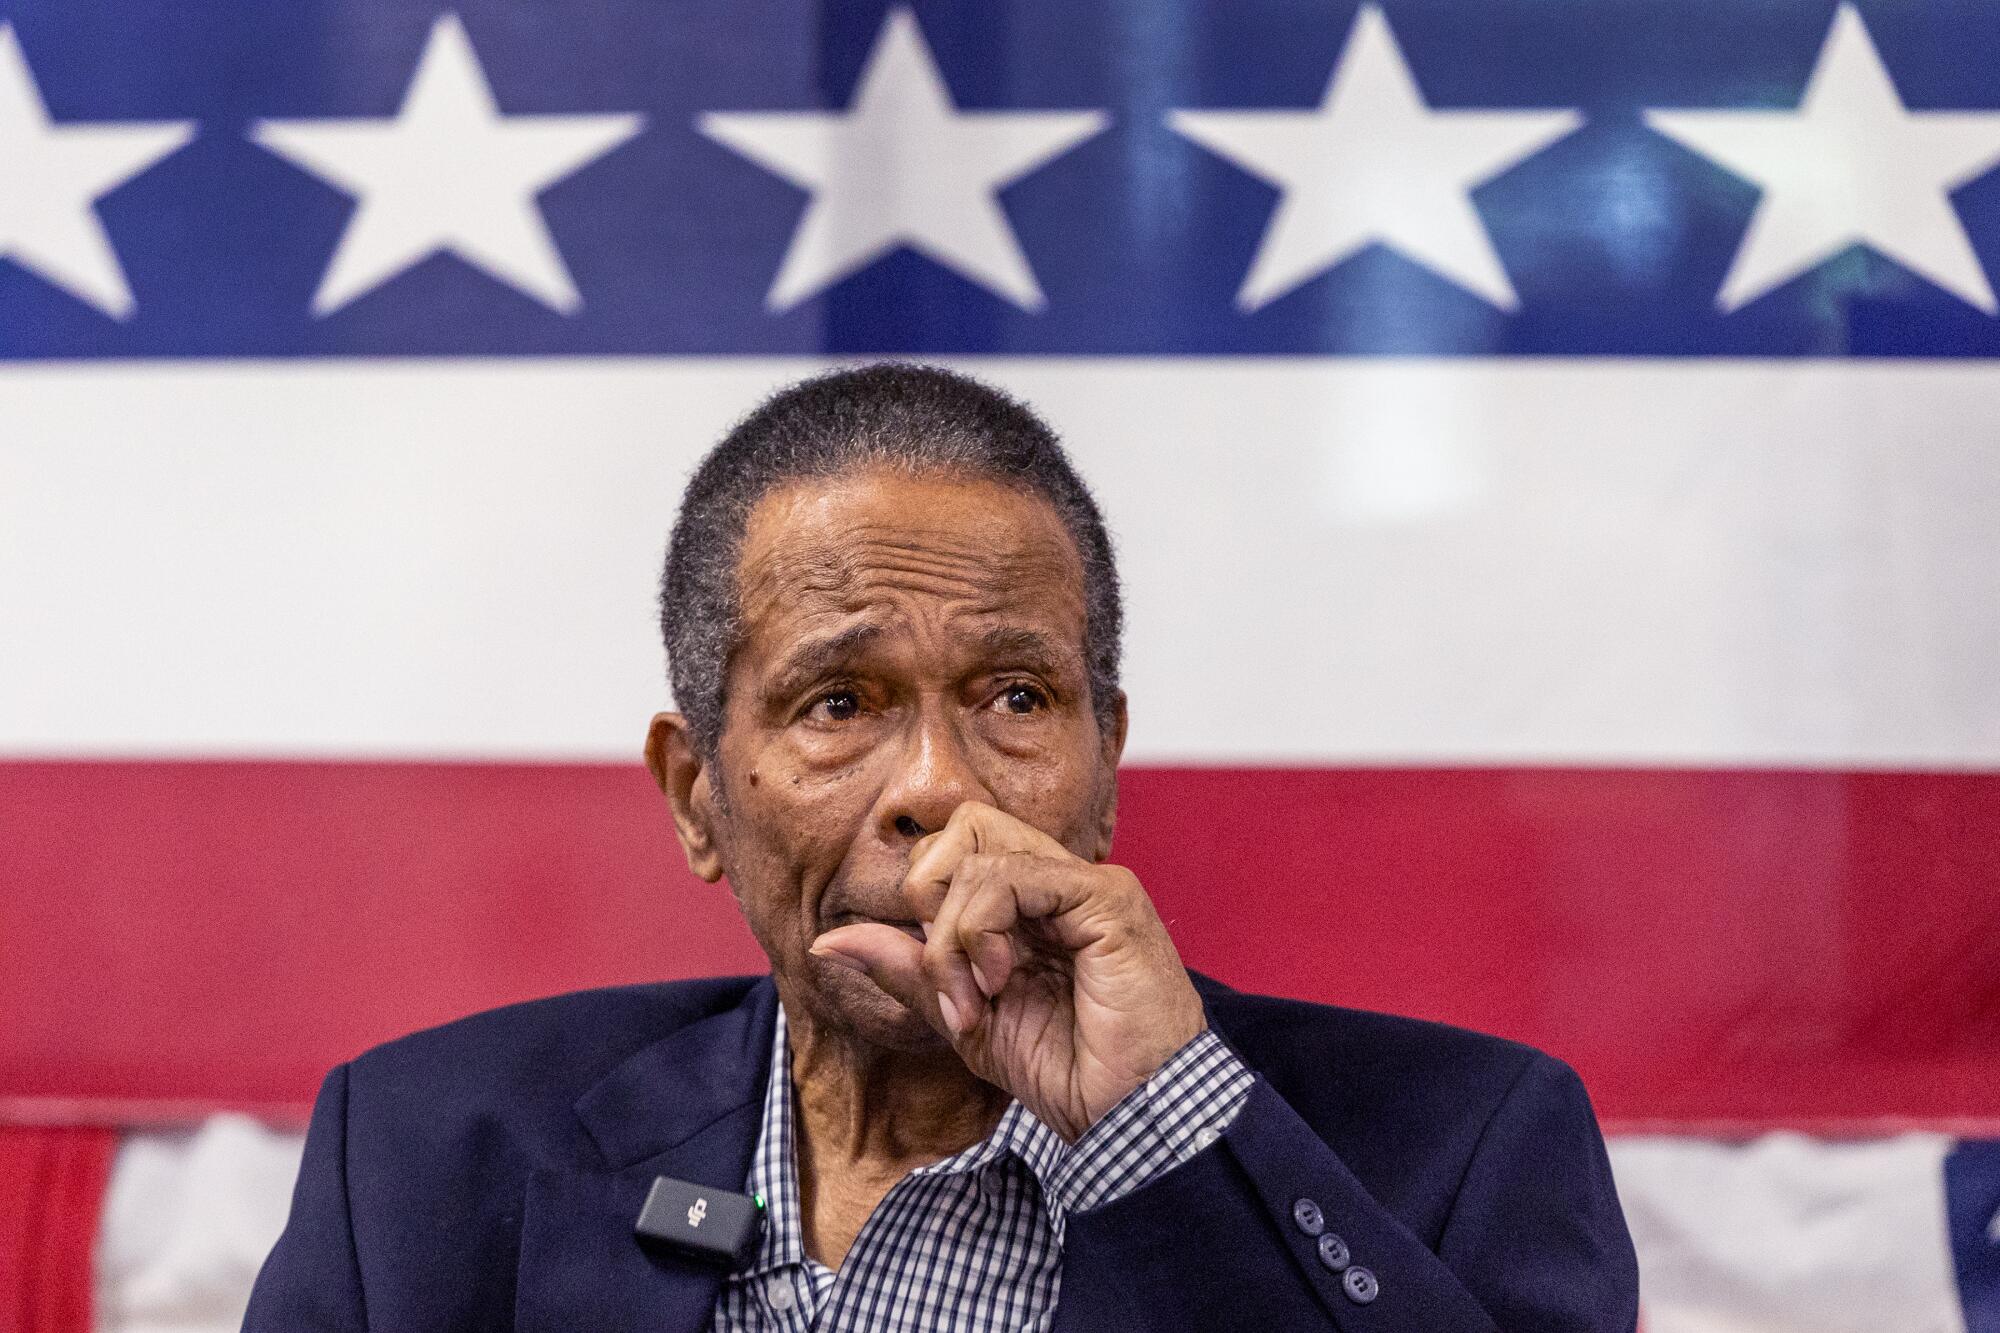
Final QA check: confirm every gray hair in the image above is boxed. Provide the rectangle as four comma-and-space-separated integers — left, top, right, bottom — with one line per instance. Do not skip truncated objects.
660, 363, 1123, 761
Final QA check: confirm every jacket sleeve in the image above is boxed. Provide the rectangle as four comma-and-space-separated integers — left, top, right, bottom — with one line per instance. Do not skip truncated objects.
1056, 1053, 1638, 1332
241, 1063, 370, 1332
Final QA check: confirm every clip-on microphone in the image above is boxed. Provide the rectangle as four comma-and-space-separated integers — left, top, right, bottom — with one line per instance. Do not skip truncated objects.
634, 1176, 766, 1267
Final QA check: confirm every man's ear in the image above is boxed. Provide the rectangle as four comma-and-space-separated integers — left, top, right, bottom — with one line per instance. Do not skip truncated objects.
646, 712, 725, 882
1091, 690, 1129, 862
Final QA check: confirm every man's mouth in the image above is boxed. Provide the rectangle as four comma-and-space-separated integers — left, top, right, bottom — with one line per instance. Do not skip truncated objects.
822, 912, 926, 943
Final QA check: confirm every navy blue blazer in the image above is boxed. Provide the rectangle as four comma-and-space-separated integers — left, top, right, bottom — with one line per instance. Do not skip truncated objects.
244, 973, 1638, 1331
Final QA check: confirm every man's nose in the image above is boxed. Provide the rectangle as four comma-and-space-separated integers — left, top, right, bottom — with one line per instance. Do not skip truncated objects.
881, 707, 991, 843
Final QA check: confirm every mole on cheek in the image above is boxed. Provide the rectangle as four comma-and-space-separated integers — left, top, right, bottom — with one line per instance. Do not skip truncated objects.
748, 770, 760, 787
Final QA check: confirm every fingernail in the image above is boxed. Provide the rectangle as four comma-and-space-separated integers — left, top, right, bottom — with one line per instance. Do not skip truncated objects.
970, 958, 997, 998
937, 991, 965, 1035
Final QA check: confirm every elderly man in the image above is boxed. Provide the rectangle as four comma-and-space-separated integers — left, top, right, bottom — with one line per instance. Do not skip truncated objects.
246, 365, 1637, 1331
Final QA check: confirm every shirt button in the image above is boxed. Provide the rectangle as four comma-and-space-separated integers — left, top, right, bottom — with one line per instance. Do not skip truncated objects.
1291, 1198, 1325, 1236
1316, 1232, 1350, 1273
1190, 1124, 1221, 1152
764, 1274, 796, 1311
1343, 1265, 1379, 1304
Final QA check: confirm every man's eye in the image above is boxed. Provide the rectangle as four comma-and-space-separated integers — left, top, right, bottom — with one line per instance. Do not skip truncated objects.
812, 690, 861, 722
996, 684, 1047, 715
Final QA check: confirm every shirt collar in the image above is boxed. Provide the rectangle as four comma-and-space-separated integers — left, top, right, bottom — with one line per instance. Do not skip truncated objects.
737, 1003, 1070, 1280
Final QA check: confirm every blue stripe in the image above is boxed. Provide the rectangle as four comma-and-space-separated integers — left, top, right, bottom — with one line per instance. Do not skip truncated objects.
9, 1, 2000, 357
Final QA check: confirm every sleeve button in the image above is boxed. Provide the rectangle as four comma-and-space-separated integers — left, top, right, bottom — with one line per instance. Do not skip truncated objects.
1316, 1232, 1350, 1272
1291, 1198, 1325, 1236
1342, 1266, 1379, 1304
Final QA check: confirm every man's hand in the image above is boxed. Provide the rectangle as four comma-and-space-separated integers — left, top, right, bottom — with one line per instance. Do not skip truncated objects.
810, 802, 1207, 1142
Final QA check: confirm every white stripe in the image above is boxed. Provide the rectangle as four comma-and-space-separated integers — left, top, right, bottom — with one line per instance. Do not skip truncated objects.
5, 357, 1997, 765
1608, 1133, 1966, 1333
95, 1116, 303, 1333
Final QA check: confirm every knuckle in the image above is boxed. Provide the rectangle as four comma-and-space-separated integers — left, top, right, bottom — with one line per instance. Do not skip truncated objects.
960, 800, 1019, 847
958, 852, 1002, 888
909, 885, 947, 920
1102, 863, 1143, 898
1092, 864, 1149, 917
918, 945, 955, 988
955, 889, 1004, 933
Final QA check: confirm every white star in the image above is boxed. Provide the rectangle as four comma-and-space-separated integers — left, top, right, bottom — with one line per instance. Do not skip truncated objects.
1647, 5, 2000, 313
0, 23, 191, 318
700, 8, 1107, 311
254, 14, 642, 315
1168, 5, 1578, 311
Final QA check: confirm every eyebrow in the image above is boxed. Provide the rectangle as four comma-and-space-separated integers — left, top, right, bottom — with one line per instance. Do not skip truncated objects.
975, 625, 1070, 671
759, 622, 1078, 703
762, 622, 884, 699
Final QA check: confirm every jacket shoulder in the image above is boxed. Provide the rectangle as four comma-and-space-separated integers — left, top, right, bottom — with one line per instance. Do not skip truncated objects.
343, 975, 765, 1141
1197, 977, 1546, 1095
1195, 976, 1586, 1243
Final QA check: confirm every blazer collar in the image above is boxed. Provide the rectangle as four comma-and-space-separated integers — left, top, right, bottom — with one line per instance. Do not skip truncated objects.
514, 976, 780, 1333
574, 975, 781, 1169
516, 971, 1247, 1333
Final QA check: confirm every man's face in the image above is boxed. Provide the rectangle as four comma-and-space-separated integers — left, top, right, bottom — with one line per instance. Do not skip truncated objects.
670, 467, 1124, 1050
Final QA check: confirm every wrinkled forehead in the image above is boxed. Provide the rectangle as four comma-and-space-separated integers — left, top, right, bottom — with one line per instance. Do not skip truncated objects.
734, 469, 1089, 651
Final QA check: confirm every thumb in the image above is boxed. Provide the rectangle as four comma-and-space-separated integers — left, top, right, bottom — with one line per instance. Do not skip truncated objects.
810, 923, 947, 1030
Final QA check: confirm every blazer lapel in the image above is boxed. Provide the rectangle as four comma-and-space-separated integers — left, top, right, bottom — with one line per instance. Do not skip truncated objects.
514, 978, 779, 1333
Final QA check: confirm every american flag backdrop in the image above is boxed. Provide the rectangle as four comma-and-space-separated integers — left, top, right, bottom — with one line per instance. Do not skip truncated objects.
2, 0, 1999, 1328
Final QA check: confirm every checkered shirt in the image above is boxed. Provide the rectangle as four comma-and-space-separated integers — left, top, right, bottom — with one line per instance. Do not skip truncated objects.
711, 1003, 1255, 1332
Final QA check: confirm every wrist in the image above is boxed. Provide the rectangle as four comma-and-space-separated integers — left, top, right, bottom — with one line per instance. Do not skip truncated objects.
1050, 1030, 1256, 1214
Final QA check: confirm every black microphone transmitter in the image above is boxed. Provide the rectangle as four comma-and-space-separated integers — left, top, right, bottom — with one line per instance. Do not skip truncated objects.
634, 1175, 765, 1267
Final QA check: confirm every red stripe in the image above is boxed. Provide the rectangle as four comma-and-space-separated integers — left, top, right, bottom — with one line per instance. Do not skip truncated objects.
0, 1126, 116, 1333
2, 761, 1996, 1128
